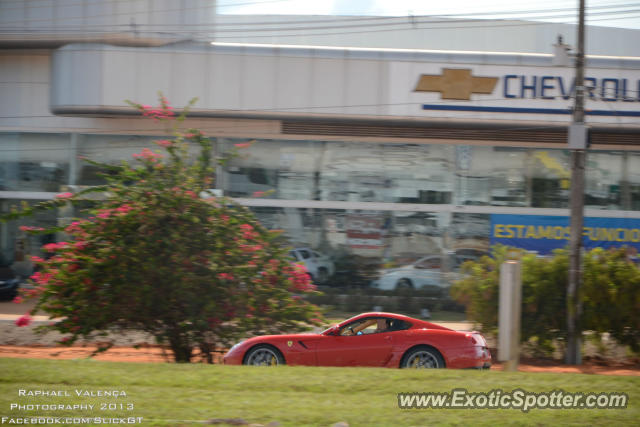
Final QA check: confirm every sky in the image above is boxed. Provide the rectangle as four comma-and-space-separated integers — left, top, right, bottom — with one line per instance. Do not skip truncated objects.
216, 0, 640, 30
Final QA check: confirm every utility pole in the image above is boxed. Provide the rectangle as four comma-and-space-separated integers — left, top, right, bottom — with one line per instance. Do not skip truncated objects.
567, 0, 587, 365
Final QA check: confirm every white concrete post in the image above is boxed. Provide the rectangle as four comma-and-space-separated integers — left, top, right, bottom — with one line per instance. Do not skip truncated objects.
498, 260, 522, 371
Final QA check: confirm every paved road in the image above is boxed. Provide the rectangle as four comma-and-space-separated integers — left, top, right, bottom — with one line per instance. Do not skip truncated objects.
0, 300, 48, 321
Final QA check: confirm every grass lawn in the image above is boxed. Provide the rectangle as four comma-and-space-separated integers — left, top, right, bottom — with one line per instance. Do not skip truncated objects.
0, 358, 638, 426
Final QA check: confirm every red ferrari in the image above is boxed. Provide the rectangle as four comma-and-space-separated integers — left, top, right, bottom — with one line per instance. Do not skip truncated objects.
223, 312, 491, 369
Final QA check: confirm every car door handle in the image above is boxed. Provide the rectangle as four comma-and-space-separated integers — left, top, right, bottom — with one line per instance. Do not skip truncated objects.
384, 336, 392, 341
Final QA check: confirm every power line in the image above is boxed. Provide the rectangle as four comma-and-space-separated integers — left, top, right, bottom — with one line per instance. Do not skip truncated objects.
1, 2, 640, 29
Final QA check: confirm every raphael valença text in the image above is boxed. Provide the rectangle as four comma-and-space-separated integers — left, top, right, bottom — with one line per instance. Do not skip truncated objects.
18, 389, 127, 398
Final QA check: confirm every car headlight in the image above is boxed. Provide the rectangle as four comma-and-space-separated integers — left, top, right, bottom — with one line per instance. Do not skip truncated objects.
228, 341, 244, 353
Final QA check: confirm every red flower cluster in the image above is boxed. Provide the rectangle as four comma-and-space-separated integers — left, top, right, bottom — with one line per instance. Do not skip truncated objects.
42, 242, 68, 252
19, 225, 45, 232
234, 141, 253, 149
15, 314, 32, 327
30, 271, 53, 285
139, 99, 174, 121
287, 264, 316, 292
218, 272, 234, 280
240, 223, 258, 240
132, 148, 164, 163
154, 139, 173, 147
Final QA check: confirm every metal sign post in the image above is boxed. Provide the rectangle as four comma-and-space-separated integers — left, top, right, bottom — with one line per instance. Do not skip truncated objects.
498, 260, 522, 371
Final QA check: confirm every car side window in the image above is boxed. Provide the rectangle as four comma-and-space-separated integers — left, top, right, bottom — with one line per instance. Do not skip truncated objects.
416, 258, 440, 269
387, 319, 411, 332
299, 249, 311, 259
339, 317, 408, 336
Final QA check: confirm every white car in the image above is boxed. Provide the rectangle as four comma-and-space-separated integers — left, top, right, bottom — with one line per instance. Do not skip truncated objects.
370, 256, 456, 291
289, 248, 335, 284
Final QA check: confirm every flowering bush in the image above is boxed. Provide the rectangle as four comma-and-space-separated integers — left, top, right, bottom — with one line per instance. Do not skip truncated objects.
451, 245, 640, 357
3, 96, 322, 362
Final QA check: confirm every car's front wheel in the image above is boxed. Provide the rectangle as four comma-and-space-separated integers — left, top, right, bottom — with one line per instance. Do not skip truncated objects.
243, 345, 285, 366
401, 346, 445, 369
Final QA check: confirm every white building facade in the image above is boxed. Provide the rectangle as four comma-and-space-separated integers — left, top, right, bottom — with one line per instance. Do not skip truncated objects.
1, 2, 640, 287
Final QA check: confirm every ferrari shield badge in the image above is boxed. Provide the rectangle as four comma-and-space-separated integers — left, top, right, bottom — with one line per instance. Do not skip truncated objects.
287, 341, 293, 347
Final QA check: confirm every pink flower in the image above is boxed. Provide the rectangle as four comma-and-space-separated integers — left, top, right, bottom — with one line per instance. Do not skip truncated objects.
116, 204, 133, 213
132, 148, 163, 163
74, 241, 87, 250
15, 314, 32, 327
42, 242, 67, 252
240, 244, 263, 253
12, 296, 23, 304
154, 139, 173, 147
30, 271, 53, 285
97, 210, 112, 219
252, 191, 267, 197
55, 192, 73, 199
218, 273, 234, 280
234, 142, 252, 149
64, 221, 81, 233
19, 225, 44, 232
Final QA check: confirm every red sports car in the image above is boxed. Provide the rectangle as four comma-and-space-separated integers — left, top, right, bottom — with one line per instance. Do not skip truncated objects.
223, 312, 491, 369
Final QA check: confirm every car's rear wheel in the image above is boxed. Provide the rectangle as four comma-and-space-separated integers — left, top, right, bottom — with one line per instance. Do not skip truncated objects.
395, 278, 413, 290
243, 345, 285, 366
401, 346, 445, 369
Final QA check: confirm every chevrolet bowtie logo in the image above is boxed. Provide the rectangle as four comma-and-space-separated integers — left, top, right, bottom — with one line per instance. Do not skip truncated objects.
414, 68, 498, 100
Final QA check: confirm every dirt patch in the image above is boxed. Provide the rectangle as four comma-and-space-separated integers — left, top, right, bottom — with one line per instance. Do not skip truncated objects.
0, 345, 225, 364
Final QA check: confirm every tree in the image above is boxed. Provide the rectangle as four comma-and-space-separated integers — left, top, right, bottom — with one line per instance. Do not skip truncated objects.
4, 96, 322, 362
451, 245, 640, 358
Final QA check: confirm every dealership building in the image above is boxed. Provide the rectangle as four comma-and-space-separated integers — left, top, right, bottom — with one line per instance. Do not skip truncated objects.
1, 1, 640, 286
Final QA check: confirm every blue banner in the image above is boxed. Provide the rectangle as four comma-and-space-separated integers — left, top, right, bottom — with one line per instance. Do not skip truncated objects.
490, 214, 640, 255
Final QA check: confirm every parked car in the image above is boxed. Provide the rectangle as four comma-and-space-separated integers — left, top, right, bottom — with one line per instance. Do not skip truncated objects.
370, 255, 461, 291
0, 267, 20, 301
223, 312, 491, 369
289, 248, 335, 284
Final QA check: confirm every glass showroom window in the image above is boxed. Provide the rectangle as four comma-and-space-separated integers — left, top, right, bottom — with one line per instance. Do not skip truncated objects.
529, 149, 571, 208
451, 213, 490, 260
76, 134, 162, 186
584, 151, 624, 210
454, 146, 533, 208
321, 142, 454, 204
248, 207, 464, 288
222, 139, 321, 199
0, 199, 58, 277
0, 133, 70, 192
488, 148, 529, 207
454, 145, 491, 206
224, 138, 454, 204
625, 152, 640, 211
